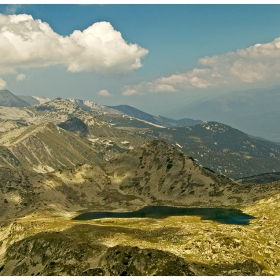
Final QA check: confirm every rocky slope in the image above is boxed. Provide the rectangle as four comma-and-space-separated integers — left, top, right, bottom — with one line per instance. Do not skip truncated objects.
68, 98, 121, 114
0, 92, 279, 276
0, 140, 279, 276
1, 140, 280, 222
0, 98, 149, 165
0, 122, 104, 172
104, 140, 280, 206
0, 230, 265, 276
134, 121, 280, 179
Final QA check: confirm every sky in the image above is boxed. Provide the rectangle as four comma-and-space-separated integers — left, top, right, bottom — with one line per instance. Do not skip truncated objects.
1, 4, 280, 117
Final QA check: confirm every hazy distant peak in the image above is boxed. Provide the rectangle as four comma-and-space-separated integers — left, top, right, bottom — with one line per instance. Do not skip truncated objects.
0, 89, 30, 107
108, 104, 201, 128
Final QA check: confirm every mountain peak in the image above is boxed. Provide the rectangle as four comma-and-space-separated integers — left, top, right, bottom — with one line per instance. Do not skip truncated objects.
33, 98, 80, 112
0, 90, 30, 107
141, 139, 176, 151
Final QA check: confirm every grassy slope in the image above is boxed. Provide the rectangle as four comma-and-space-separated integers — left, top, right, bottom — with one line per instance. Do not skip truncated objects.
0, 191, 279, 275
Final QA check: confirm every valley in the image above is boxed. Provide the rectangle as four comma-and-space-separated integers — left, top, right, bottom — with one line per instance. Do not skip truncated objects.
0, 90, 279, 275
1, 192, 280, 276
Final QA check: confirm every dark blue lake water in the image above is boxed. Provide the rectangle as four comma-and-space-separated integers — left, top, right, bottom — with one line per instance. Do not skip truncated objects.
73, 206, 255, 225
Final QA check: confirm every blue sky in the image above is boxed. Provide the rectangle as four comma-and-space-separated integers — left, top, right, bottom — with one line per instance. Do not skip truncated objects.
1, 4, 280, 116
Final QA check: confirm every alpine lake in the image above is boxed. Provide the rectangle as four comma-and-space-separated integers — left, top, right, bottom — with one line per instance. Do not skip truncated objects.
73, 206, 255, 225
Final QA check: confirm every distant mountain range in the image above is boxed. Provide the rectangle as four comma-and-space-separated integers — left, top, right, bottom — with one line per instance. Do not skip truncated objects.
237, 172, 280, 184
108, 104, 202, 128
17, 95, 51, 105
0, 90, 30, 107
0, 90, 201, 128
0, 89, 50, 107
127, 121, 280, 179
169, 86, 280, 142
0, 90, 279, 179
0, 97, 148, 171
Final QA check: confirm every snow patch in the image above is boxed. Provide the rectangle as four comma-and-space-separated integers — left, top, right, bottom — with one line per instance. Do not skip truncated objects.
32, 96, 51, 104
176, 143, 182, 148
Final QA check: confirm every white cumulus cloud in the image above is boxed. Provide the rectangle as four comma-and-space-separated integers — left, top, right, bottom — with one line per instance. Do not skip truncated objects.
0, 78, 6, 89
123, 37, 280, 95
0, 14, 148, 76
98, 89, 112, 96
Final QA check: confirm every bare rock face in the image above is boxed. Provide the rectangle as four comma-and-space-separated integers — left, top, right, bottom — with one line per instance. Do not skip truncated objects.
58, 117, 88, 137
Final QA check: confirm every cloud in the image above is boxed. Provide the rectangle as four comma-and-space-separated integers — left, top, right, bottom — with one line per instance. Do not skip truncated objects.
5, 5, 22, 15
122, 88, 138, 96
0, 78, 6, 89
16, 73, 26, 81
123, 37, 280, 95
0, 14, 148, 75
98, 89, 112, 96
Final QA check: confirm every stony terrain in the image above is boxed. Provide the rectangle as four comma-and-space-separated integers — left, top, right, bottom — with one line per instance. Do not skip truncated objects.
0, 190, 279, 276
0, 122, 104, 172
0, 98, 149, 170
0, 91, 279, 276
0, 140, 279, 275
